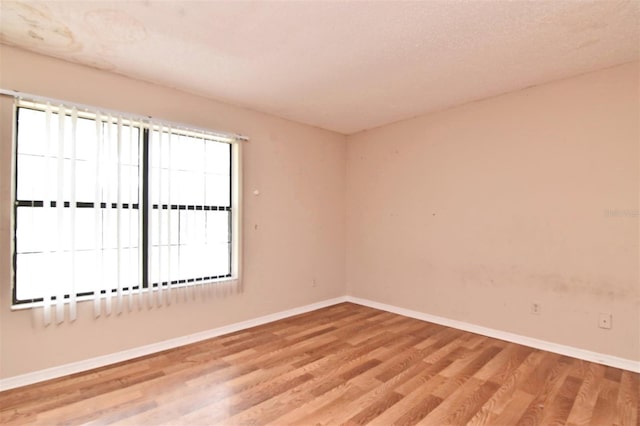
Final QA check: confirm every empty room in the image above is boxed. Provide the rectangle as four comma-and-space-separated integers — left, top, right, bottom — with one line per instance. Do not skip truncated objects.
0, 1, 638, 425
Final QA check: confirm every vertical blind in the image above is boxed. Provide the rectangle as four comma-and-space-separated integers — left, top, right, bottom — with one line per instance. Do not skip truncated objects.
12, 96, 244, 324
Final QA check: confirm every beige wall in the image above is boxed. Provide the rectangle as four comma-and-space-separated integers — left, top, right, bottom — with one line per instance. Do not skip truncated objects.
347, 61, 639, 361
0, 46, 347, 378
1, 46, 638, 381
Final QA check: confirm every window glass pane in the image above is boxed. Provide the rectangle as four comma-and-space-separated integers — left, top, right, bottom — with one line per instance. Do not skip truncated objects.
205, 142, 231, 175
207, 211, 230, 243
148, 130, 232, 284
206, 242, 231, 277
119, 165, 140, 205
16, 207, 54, 254
149, 132, 230, 207
16, 252, 55, 300
17, 108, 53, 156
75, 115, 96, 162
150, 208, 167, 246
16, 154, 46, 200
150, 207, 231, 283
205, 173, 230, 207
75, 250, 99, 293
76, 159, 95, 202
75, 208, 98, 251
16, 109, 140, 204
169, 170, 205, 205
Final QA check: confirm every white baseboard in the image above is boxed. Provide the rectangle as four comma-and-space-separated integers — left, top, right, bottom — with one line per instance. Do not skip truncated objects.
0, 296, 349, 391
2, 294, 637, 391
345, 296, 640, 373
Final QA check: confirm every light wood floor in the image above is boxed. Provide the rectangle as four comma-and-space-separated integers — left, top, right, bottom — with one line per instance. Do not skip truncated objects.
1, 303, 638, 425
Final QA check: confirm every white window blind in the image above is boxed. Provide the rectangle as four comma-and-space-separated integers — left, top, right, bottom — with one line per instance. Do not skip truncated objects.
11, 95, 245, 324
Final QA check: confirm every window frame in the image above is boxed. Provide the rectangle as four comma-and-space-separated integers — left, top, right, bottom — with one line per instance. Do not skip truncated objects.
11, 102, 243, 308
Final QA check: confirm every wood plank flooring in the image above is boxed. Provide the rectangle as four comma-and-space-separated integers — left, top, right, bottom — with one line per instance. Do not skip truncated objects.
1, 302, 637, 425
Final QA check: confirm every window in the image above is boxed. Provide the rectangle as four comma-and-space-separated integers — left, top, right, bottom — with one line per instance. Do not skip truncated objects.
13, 100, 242, 316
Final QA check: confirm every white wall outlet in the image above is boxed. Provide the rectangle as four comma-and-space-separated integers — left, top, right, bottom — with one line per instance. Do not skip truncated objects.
531, 303, 541, 315
598, 313, 612, 329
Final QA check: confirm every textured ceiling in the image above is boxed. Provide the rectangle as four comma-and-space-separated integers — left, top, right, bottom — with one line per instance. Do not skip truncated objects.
1, 1, 638, 134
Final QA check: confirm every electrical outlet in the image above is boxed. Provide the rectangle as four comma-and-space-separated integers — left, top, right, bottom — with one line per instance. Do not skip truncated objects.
312, 279, 317, 288
598, 313, 612, 329
531, 303, 541, 315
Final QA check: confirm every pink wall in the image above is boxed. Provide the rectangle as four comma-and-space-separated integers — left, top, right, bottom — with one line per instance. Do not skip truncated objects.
347, 62, 639, 361
1, 45, 637, 381
0, 46, 347, 378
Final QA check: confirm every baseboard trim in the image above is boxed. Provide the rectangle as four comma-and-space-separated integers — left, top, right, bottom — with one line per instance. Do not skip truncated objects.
0, 296, 349, 391
345, 296, 640, 373
3, 294, 637, 391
